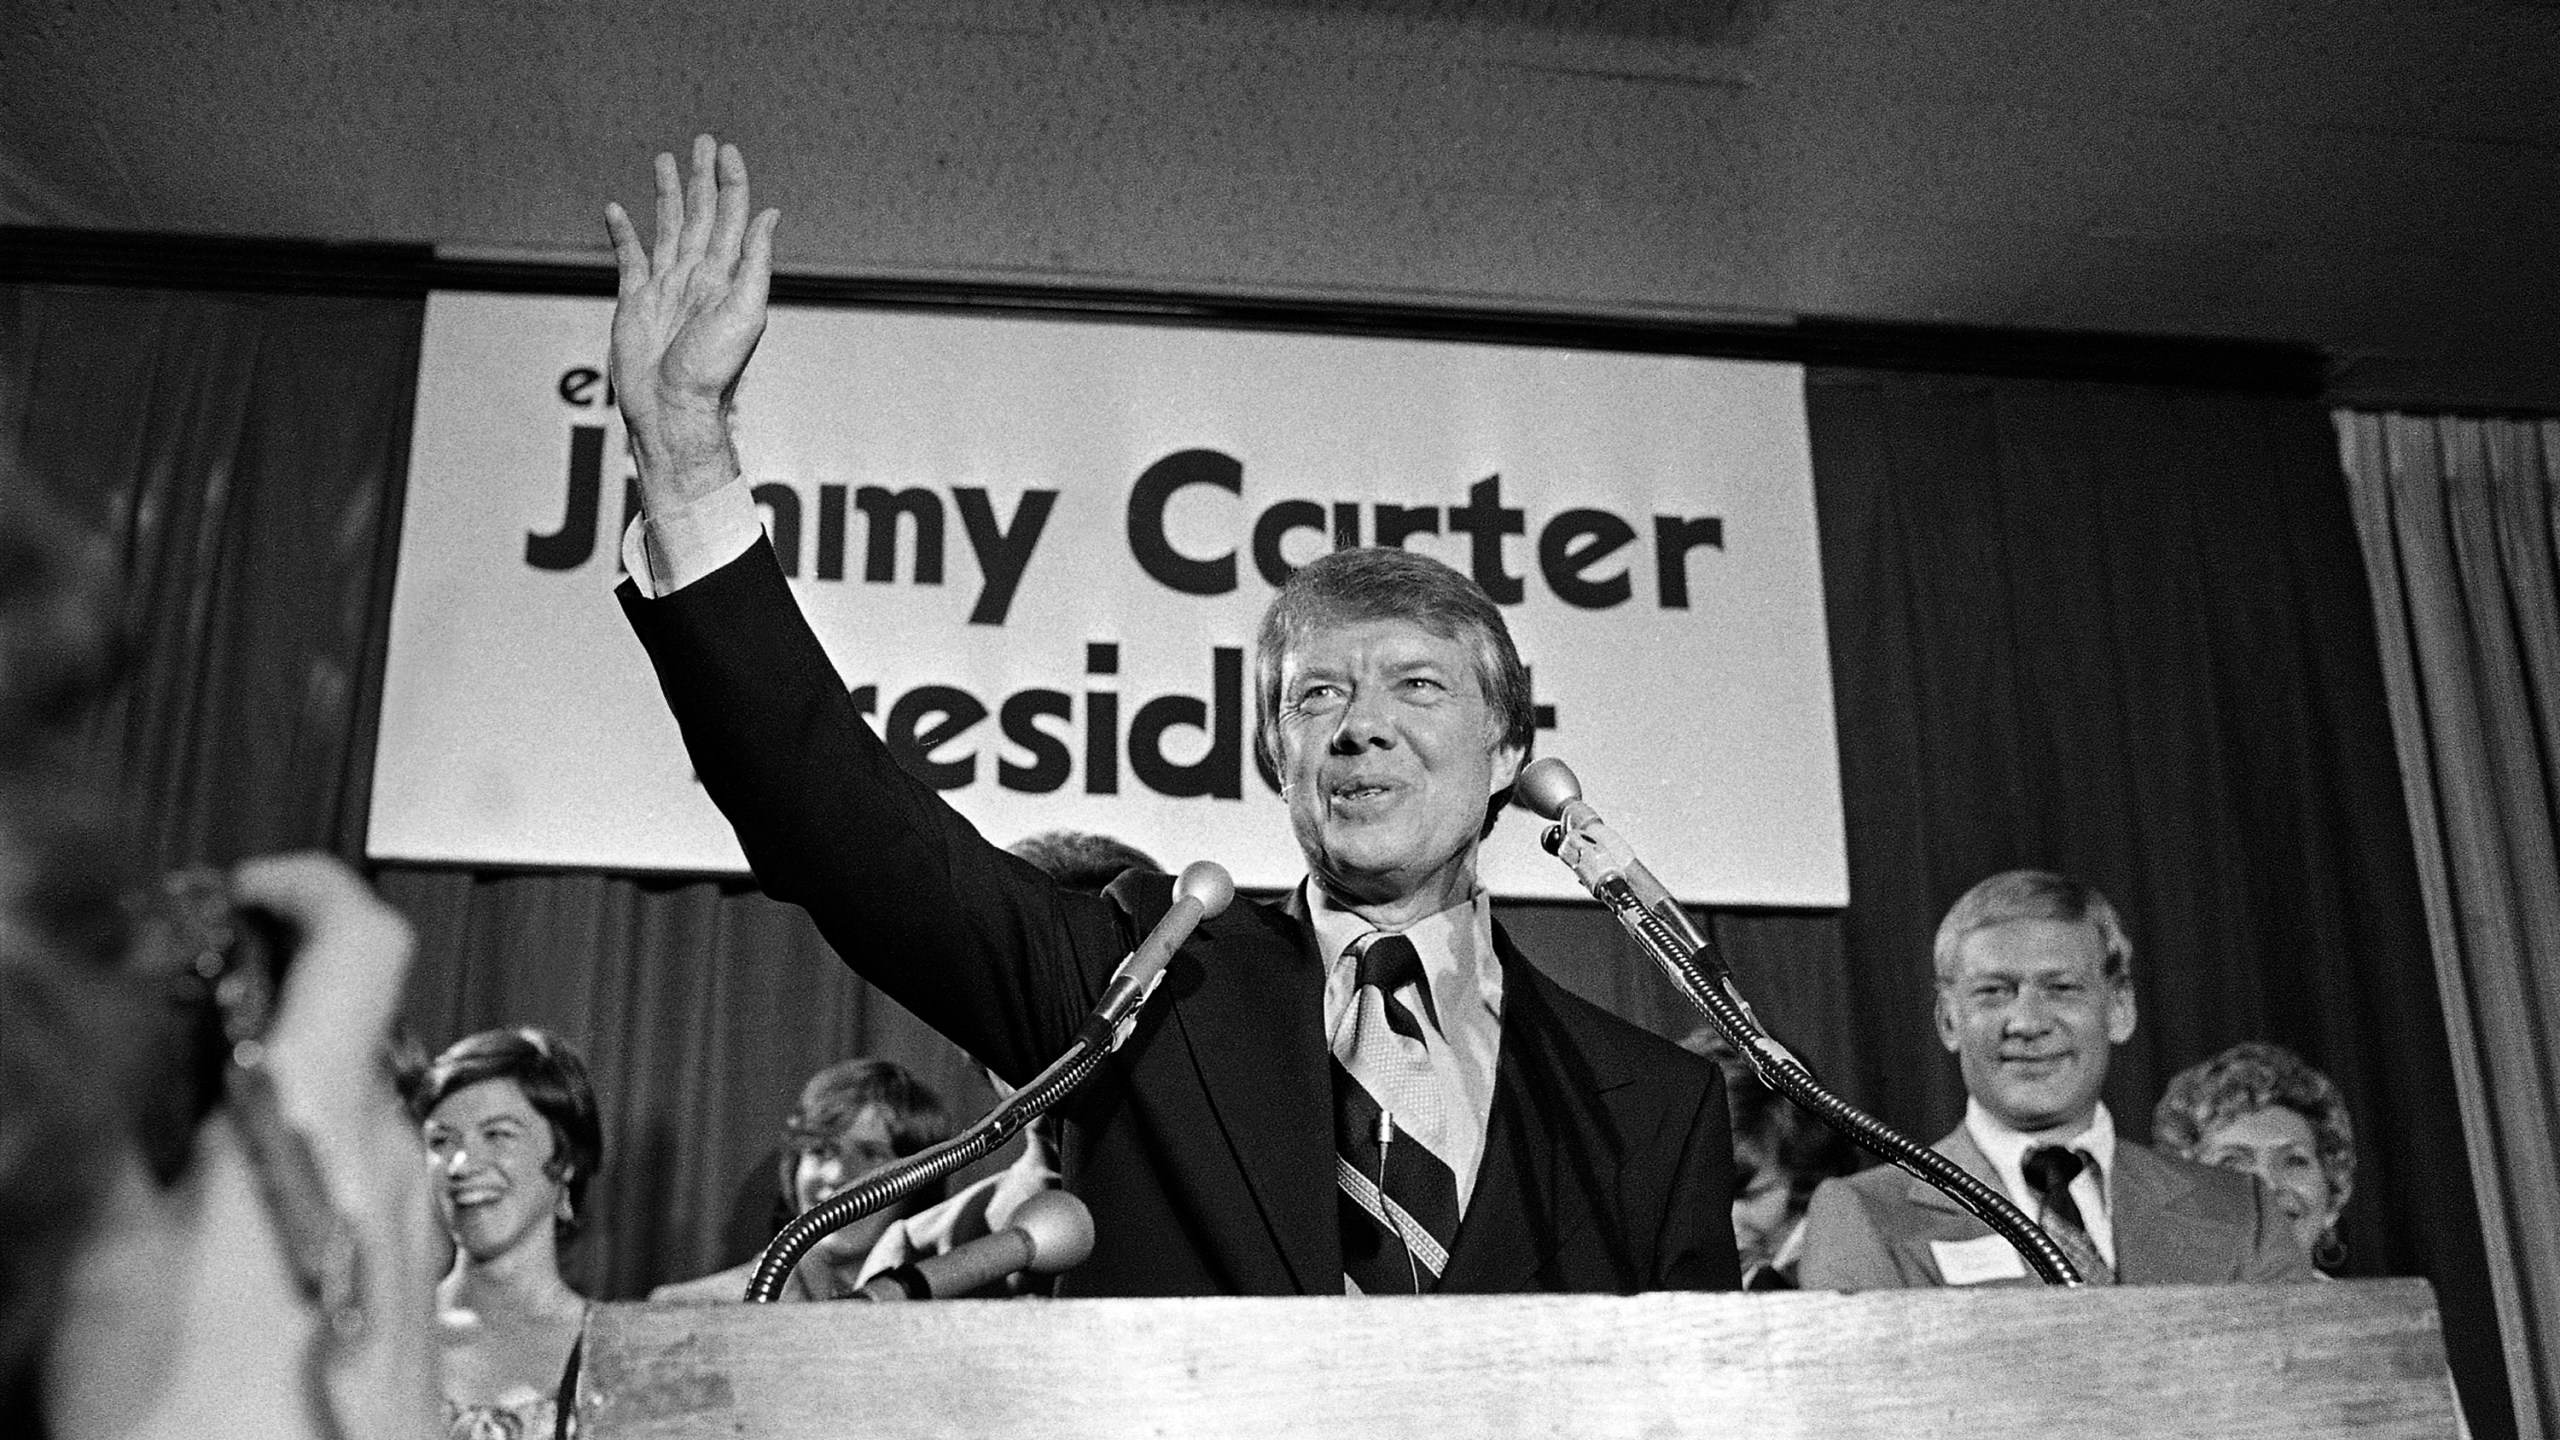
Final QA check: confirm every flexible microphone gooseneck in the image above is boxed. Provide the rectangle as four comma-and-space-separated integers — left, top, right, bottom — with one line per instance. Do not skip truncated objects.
1513, 759, 2083, 1288
744, 861, 1236, 1304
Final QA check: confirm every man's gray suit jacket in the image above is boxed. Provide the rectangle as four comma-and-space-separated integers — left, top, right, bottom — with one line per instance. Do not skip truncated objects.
1798, 1124, 2313, 1289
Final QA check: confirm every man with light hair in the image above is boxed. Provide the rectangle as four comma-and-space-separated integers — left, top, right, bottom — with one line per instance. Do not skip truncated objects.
1798, 869, 2312, 1288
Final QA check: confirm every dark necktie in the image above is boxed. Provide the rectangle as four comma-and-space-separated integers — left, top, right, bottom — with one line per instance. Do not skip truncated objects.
1332, 932, 1462, 1294
2021, 1144, 2116, 1284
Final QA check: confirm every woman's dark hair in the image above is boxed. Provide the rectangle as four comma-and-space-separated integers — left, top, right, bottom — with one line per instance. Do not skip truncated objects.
0, 466, 140, 1419
0, 476, 124, 774
1729, 1062, 1857, 1213
406, 1027, 604, 1239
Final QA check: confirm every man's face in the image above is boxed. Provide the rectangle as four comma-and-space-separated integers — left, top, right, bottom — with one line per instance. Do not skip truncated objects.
1273, 617, 1523, 916
1935, 917, 2134, 1135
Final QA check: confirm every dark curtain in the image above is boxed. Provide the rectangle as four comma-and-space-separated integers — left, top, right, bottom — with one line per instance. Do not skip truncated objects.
2, 283, 414, 870
1808, 369, 2510, 1437
3, 283, 2508, 1434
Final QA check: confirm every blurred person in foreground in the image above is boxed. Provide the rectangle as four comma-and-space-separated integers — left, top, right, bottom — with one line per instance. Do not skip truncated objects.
411, 1028, 603, 1439
2, 473, 438, 1439
650, 1058, 955, 1303
1798, 870, 2313, 1288
2153, 1042, 2356, 1273
605, 137, 1735, 1297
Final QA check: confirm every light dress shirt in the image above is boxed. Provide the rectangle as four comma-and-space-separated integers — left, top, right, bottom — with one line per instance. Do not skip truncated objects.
1962, 1097, 2119, 1268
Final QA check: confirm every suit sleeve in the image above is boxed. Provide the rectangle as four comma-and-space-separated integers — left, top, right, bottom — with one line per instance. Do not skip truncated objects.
1655, 1065, 1744, 1291
617, 538, 1128, 1082
2238, 1174, 2320, 1283
1798, 1175, 1926, 1290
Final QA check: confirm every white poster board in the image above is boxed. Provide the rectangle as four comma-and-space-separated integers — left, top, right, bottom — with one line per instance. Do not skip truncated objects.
372, 293, 1845, 905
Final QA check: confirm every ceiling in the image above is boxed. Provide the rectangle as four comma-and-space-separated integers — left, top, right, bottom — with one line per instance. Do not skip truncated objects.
5, 0, 2556, 409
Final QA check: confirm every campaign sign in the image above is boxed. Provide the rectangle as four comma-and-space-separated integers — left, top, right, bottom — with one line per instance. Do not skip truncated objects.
371, 292, 1845, 905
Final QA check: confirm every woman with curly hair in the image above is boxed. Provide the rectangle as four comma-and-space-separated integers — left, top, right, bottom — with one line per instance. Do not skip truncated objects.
2153, 1042, 2356, 1271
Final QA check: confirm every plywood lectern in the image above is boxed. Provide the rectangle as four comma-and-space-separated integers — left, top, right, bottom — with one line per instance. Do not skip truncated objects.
576, 1279, 2459, 1439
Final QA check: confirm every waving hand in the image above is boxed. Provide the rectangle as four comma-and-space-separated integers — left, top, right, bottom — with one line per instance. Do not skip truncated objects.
604, 135, 781, 505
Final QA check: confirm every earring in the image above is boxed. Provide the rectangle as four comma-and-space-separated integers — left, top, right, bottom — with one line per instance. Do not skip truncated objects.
555, 1191, 575, 1226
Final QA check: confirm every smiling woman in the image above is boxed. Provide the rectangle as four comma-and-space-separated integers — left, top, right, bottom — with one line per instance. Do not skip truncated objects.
2153, 1042, 2358, 1272
407, 1029, 602, 1440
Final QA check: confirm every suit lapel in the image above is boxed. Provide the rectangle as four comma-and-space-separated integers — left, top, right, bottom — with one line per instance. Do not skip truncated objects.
1903, 1125, 2002, 1215
1894, 1126, 2007, 1280
1165, 892, 1338, 1294
1435, 926, 1590, 1292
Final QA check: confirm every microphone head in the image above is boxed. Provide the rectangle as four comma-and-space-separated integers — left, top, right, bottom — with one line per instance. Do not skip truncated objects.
1011, 1189, 1096, 1274
1175, 860, 1236, 918
1513, 758, 1583, 820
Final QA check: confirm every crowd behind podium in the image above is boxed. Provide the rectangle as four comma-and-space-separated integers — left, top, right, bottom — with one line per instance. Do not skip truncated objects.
2, 466, 2400, 1440
0, 128, 2456, 1440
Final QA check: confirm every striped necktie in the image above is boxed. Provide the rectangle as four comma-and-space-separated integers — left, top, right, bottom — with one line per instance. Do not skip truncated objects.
2022, 1144, 2116, 1285
1332, 931, 1462, 1294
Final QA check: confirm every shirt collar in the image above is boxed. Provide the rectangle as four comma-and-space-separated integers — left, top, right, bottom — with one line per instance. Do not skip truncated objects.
1963, 1098, 2117, 1205
1304, 880, 1502, 1028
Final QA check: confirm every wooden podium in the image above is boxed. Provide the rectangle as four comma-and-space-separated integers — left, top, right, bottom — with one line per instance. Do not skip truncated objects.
576, 1279, 2460, 1438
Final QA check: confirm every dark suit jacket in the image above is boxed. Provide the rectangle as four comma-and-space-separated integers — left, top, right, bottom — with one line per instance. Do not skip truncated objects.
620, 540, 1740, 1297
1797, 1124, 2314, 1289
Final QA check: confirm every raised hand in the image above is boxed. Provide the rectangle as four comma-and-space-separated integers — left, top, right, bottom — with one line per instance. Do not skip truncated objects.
604, 135, 781, 504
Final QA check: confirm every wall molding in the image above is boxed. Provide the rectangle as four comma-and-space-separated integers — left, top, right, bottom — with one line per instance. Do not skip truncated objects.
3, 225, 2327, 394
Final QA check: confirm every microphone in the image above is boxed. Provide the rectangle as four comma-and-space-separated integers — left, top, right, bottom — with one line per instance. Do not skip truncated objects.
1515, 758, 1711, 957
1077, 861, 1235, 1052
1518, 757, 1784, 1046
856, 1190, 1095, 1301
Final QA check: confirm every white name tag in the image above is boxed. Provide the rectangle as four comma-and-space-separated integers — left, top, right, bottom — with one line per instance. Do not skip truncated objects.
1931, 1235, 2030, 1285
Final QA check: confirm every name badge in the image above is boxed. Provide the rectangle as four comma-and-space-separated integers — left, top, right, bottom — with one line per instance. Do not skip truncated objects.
1930, 1234, 2030, 1285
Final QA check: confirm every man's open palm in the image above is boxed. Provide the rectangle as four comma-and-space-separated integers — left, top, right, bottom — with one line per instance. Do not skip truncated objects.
605, 135, 780, 437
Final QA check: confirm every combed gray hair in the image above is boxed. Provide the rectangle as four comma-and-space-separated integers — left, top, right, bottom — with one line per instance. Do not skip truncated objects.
1252, 547, 1535, 819
1931, 869, 2134, 987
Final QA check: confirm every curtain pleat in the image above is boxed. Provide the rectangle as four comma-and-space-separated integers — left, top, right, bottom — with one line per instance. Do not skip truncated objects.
2, 284, 415, 870
2339, 411, 2560, 1440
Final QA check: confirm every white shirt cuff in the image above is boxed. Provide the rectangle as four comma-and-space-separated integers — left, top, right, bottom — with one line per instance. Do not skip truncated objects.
620, 478, 762, 598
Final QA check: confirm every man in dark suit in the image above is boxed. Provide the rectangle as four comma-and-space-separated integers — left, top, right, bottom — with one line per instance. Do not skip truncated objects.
602, 136, 1738, 1297
1797, 870, 2310, 1288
